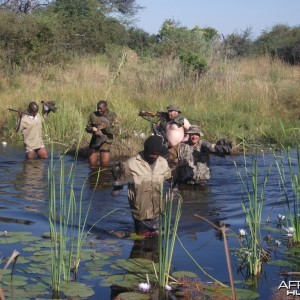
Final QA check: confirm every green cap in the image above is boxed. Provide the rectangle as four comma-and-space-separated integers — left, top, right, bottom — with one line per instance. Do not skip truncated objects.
186, 125, 204, 137
167, 104, 181, 112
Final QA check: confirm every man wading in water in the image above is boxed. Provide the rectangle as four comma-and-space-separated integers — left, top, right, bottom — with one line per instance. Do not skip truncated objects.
170, 125, 232, 186
111, 135, 171, 237
85, 100, 118, 167
18, 102, 48, 159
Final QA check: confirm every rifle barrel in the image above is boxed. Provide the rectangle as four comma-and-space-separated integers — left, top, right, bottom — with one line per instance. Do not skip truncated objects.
8, 108, 32, 116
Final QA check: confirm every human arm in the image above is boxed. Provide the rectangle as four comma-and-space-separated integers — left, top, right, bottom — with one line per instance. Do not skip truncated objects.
85, 112, 96, 134
183, 118, 191, 132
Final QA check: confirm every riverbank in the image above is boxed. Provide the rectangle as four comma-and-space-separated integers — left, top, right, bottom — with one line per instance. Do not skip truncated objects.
1, 53, 300, 156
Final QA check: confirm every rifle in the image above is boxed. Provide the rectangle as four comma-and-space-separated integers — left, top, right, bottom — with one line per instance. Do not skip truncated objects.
8, 108, 32, 132
8, 108, 32, 116
139, 111, 170, 144
139, 110, 169, 122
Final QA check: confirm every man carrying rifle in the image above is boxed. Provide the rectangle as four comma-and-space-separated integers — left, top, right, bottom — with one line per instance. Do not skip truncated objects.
18, 101, 48, 159
140, 104, 191, 149
165, 103, 191, 148
85, 100, 118, 167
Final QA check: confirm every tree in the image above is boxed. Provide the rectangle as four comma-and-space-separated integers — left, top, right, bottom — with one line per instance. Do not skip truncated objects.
0, 0, 46, 13
253, 24, 300, 64
0, 0, 142, 16
222, 28, 253, 58
155, 19, 219, 77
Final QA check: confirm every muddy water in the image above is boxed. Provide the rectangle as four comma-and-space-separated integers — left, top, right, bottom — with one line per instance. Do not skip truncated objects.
0, 143, 294, 299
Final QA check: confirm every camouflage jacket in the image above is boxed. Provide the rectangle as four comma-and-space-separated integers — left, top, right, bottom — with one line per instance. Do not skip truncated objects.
85, 109, 118, 140
177, 140, 215, 183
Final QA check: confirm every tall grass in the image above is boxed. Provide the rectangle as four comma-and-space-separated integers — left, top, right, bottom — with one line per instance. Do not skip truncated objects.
235, 153, 272, 276
1, 54, 300, 155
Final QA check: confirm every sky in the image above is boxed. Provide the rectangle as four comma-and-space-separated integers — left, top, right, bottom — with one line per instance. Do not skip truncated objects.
135, 0, 300, 38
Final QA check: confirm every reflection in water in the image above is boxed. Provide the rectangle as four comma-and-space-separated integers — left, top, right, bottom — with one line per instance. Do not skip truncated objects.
15, 159, 48, 202
88, 166, 113, 191
111, 236, 159, 299
130, 236, 159, 262
177, 184, 224, 239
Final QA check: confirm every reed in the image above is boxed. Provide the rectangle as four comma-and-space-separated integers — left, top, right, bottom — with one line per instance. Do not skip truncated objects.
234, 153, 272, 276
158, 190, 182, 288
274, 147, 300, 243
48, 143, 120, 296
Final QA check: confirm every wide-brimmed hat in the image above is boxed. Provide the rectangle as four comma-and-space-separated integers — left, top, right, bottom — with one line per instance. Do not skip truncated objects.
186, 125, 204, 137
167, 104, 181, 112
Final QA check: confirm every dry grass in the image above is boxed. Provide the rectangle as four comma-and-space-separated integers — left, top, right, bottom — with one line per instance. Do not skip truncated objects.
1, 53, 300, 157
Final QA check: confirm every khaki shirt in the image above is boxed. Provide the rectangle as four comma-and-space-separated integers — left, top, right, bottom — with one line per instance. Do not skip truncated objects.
123, 152, 171, 221
19, 114, 45, 152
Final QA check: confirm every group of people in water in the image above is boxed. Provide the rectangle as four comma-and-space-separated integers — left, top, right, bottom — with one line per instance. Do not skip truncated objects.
16, 100, 231, 237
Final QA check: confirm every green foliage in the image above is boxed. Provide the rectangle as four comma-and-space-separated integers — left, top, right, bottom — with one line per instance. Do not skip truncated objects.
0, 1, 143, 71
222, 28, 253, 58
179, 52, 207, 78
126, 27, 157, 57
156, 19, 216, 63
253, 24, 300, 64
153, 19, 218, 80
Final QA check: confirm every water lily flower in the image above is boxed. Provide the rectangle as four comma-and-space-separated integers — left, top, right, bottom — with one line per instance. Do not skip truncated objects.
3, 231, 7, 236
2, 141, 7, 147
165, 285, 172, 291
275, 240, 281, 246
239, 229, 247, 236
138, 283, 151, 293
283, 226, 296, 237
277, 214, 285, 221
285, 227, 296, 234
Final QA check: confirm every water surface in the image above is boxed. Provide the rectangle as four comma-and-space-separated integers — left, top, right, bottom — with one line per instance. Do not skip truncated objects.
0, 143, 295, 299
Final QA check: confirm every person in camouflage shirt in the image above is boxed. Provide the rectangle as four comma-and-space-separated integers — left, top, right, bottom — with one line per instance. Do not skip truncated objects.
175, 125, 217, 185
85, 100, 118, 167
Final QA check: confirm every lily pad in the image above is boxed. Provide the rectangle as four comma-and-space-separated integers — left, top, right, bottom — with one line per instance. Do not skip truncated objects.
101, 273, 145, 288
1, 274, 28, 286
172, 271, 198, 279
210, 286, 260, 299
0, 231, 41, 244
112, 258, 155, 273
116, 291, 149, 300
60, 281, 94, 298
